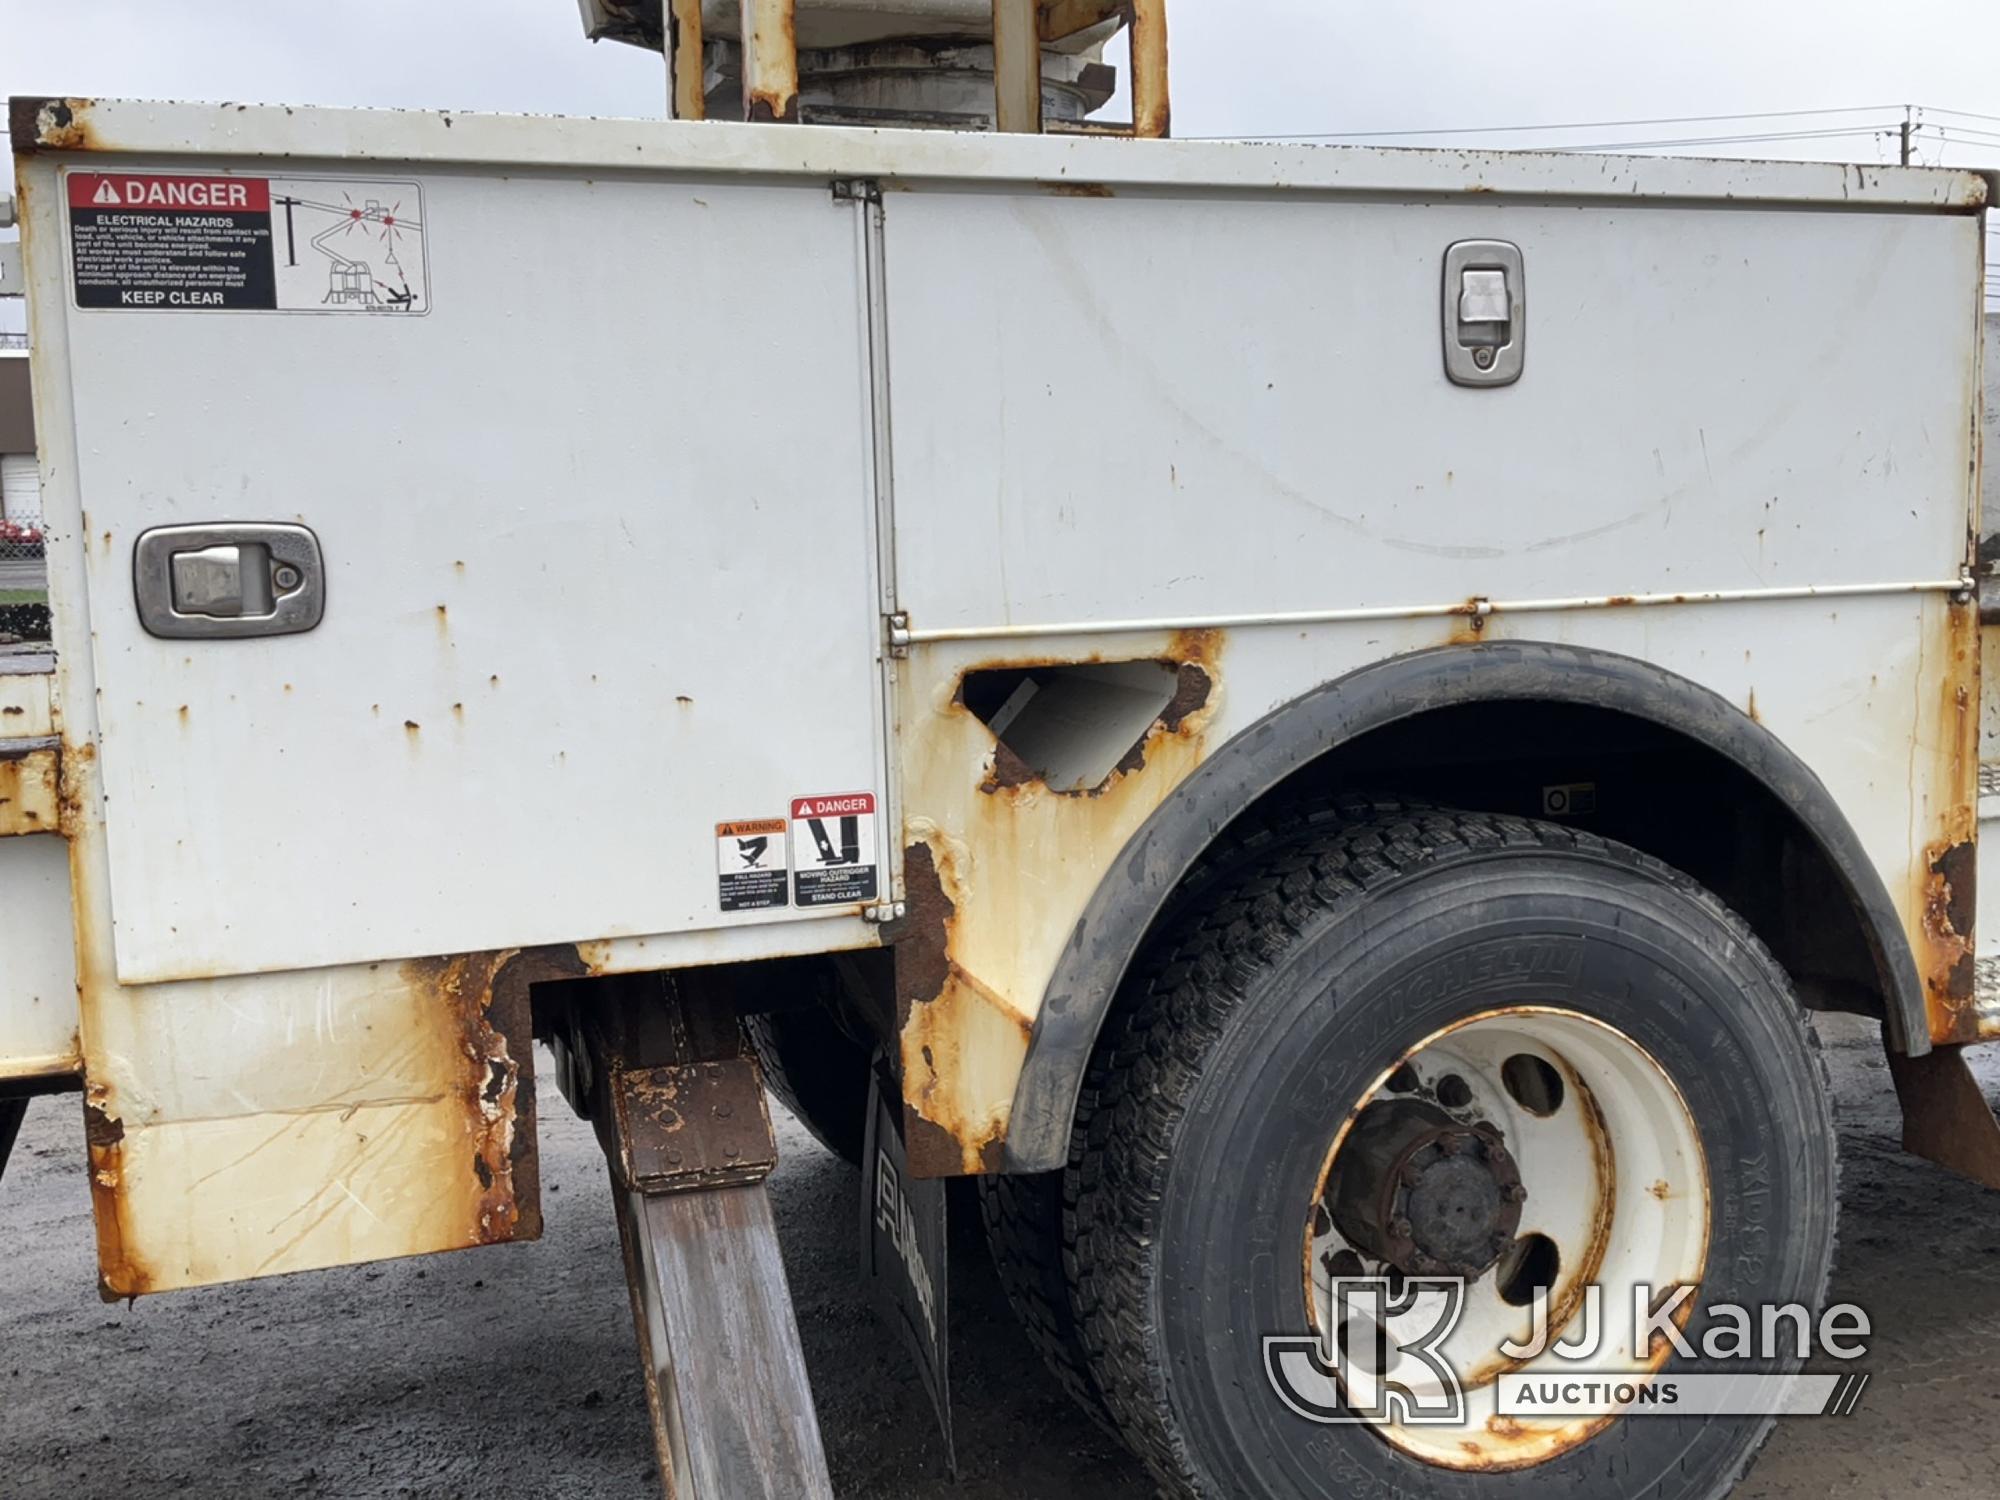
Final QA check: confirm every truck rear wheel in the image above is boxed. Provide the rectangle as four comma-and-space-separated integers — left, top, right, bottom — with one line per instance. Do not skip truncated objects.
744, 1005, 872, 1166
1068, 806, 1836, 1499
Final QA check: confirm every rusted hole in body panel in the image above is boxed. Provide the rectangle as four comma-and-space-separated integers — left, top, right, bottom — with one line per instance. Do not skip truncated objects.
895, 842, 999, 1177
84, 1084, 154, 1301
901, 631, 1222, 1173
1921, 835, 1977, 1023
963, 658, 1209, 795
12, 97, 94, 153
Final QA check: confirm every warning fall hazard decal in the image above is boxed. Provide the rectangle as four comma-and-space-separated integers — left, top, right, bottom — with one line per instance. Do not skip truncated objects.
66, 171, 429, 314
716, 818, 789, 913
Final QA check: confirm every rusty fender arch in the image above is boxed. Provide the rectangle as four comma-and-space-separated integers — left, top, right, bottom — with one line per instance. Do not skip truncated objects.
1001, 639, 1929, 1173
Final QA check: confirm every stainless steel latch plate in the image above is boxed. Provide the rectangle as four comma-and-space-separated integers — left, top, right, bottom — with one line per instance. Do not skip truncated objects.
133, 523, 325, 639
1443, 239, 1526, 387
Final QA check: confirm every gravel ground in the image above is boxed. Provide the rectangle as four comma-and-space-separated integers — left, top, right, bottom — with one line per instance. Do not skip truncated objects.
4, 1012, 2000, 1498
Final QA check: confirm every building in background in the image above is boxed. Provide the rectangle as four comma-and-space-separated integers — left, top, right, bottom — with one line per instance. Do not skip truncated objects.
1988, 313, 1998, 535
0, 343, 31, 524
0, 335, 45, 645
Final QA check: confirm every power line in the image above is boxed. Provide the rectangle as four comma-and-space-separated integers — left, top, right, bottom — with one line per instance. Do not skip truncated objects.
1186, 103, 1905, 144
1563, 126, 1897, 153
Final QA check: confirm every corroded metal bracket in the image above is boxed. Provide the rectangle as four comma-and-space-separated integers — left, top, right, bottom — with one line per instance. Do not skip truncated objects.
0, 738, 59, 837
609, 1058, 779, 1195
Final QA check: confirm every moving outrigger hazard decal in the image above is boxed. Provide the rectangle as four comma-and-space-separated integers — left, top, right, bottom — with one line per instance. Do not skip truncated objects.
66, 171, 429, 314
716, 818, 790, 913
790, 793, 880, 907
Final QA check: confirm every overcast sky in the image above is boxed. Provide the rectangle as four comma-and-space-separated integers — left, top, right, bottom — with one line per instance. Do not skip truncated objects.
1, 0, 1995, 152
4, 0, 1998, 330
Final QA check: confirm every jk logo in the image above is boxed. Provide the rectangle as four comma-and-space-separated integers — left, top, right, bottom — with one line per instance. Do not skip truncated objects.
1264, 1277, 1468, 1425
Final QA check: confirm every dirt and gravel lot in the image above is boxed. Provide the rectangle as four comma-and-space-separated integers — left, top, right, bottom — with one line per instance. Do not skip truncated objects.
4, 1011, 2000, 1498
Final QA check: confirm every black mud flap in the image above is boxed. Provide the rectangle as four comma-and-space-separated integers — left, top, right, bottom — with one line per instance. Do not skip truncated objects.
0, 1098, 27, 1192
861, 1057, 955, 1473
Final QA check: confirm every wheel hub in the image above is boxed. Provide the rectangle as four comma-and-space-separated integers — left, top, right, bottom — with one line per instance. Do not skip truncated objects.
1328, 1101, 1526, 1279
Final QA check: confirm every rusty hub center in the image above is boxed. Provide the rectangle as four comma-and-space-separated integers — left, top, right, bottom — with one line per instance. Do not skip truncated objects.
1328, 1101, 1526, 1279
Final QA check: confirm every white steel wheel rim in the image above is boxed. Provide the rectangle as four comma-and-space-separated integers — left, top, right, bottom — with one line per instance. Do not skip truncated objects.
1305, 1006, 1710, 1471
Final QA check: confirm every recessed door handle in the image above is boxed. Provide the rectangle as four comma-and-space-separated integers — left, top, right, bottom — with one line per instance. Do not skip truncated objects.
1444, 240, 1526, 387
134, 523, 324, 639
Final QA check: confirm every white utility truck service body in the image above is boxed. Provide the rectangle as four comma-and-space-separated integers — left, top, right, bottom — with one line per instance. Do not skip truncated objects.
1, 85, 1992, 1500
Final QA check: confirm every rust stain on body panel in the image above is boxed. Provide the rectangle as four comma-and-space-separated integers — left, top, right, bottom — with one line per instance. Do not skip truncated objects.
0, 744, 60, 836
898, 630, 1222, 1174
1916, 595, 1982, 1044
83, 943, 590, 1300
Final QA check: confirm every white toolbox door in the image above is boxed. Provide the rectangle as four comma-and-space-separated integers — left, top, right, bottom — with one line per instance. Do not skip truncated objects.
55, 166, 884, 984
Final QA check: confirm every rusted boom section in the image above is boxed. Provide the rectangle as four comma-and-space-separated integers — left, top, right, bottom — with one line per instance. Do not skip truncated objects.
696, 0, 1168, 134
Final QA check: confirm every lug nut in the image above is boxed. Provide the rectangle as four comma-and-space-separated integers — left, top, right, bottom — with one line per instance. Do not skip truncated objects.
1505, 1184, 1528, 1204
1390, 1217, 1414, 1241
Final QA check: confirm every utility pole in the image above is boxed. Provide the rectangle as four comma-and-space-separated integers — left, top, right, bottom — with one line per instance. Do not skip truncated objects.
1900, 106, 1914, 166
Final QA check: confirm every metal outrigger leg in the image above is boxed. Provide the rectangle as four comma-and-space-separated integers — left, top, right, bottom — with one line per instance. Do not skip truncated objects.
553, 975, 834, 1500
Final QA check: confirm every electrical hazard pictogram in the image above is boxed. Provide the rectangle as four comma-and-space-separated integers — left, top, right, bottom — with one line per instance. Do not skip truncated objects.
268, 178, 427, 312
790, 793, 880, 907
66, 171, 429, 315
716, 818, 789, 912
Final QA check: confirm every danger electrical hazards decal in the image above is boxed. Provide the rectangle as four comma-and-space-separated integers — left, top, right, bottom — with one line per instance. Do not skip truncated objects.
65, 171, 430, 314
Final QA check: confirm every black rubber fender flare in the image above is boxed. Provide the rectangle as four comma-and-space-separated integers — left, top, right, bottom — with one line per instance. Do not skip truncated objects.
1001, 639, 1928, 1173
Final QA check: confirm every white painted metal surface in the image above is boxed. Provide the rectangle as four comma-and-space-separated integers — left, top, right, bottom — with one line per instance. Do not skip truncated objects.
5, 97, 1987, 1293
884, 191, 1976, 633
13, 99, 1987, 209
58, 169, 886, 983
